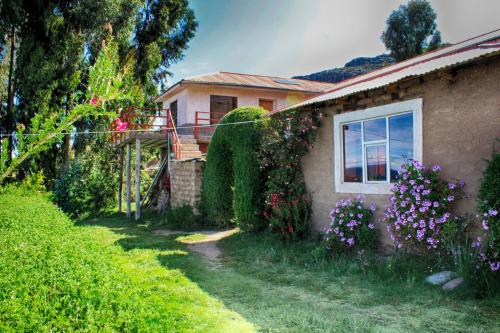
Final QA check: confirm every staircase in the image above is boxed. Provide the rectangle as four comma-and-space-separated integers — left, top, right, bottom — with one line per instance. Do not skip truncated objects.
179, 136, 203, 159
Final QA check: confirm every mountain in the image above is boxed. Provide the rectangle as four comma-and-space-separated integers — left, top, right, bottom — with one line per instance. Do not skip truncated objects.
294, 54, 394, 84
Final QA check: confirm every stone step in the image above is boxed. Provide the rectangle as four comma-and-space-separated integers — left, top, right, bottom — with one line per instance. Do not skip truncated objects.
180, 143, 201, 151
179, 137, 197, 144
181, 150, 203, 159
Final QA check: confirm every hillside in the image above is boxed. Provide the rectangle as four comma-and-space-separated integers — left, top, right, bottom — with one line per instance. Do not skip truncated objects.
294, 54, 394, 83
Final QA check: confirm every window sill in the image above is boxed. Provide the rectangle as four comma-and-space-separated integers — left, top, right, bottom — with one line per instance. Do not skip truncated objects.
335, 182, 392, 195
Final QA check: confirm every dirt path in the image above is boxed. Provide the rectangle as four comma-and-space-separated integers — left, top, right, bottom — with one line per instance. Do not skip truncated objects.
153, 228, 239, 268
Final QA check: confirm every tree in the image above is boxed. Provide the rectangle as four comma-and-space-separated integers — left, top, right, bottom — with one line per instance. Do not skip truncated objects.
0, 0, 197, 184
381, 0, 441, 62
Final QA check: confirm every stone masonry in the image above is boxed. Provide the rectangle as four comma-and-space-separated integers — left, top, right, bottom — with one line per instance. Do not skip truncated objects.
170, 158, 205, 212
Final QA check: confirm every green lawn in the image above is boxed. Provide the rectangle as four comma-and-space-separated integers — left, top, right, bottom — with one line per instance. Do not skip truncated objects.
1, 190, 499, 332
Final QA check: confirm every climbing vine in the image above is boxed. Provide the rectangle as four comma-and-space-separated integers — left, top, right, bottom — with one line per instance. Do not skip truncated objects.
259, 108, 323, 240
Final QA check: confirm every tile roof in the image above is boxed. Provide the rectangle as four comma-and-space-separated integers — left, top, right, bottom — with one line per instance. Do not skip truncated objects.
272, 29, 500, 114
154, 72, 338, 102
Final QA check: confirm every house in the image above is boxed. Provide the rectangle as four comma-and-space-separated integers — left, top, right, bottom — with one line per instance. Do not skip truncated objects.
153, 72, 337, 153
111, 72, 336, 219
272, 29, 500, 246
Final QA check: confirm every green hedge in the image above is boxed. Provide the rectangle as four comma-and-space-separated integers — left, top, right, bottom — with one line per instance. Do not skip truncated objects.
201, 106, 268, 231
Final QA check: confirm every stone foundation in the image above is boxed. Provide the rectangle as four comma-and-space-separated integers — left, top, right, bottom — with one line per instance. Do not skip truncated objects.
170, 158, 205, 212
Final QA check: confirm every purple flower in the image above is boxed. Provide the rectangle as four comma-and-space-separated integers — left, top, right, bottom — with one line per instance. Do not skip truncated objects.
489, 209, 498, 217
490, 262, 500, 272
433, 201, 439, 208
370, 203, 377, 212
346, 238, 354, 246
432, 165, 441, 172
482, 220, 489, 230
447, 195, 454, 202
448, 183, 456, 190
357, 213, 363, 219
368, 223, 375, 229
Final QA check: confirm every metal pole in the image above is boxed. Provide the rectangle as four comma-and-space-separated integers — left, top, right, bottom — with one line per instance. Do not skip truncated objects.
118, 148, 124, 213
126, 143, 131, 218
135, 139, 141, 220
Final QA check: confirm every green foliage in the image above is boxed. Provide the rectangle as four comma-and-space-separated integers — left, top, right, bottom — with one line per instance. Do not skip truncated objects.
260, 108, 322, 239
381, 0, 441, 61
477, 148, 500, 272
164, 205, 203, 230
53, 151, 117, 218
201, 106, 268, 230
0, 190, 253, 332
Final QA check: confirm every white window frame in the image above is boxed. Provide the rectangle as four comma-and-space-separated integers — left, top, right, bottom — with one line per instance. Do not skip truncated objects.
333, 98, 423, 194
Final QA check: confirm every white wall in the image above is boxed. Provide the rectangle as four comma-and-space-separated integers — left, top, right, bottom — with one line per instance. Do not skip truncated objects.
162, 84, 310, 126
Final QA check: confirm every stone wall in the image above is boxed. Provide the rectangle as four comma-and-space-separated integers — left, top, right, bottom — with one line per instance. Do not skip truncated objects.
301, 55, 500, 247
170, 158, 204, 212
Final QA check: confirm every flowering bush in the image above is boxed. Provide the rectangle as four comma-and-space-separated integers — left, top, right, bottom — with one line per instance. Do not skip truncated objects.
264, 193, 310, 241
475, 149, 500, 272
384, 160, 464, 252
323, 197, 378, 251
260, 109, 322, 239
473, 209, 499, 272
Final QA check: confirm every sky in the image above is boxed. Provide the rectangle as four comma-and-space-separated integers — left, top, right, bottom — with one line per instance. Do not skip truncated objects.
166, 0, 500, 86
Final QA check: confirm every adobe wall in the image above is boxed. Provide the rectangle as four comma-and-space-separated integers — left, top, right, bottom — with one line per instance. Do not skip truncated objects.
301, 55, 500, 247
170, 158, 205, 212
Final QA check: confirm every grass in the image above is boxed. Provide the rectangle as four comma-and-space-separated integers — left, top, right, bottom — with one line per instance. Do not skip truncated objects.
1, 189, 499, 332
0, 189, 254, 332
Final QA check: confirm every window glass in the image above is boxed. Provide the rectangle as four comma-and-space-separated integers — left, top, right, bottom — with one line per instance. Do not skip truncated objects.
389, 113, 413, 181
343, 122, 362, 182
363, 118, 386, 141
366, 144, 387, 181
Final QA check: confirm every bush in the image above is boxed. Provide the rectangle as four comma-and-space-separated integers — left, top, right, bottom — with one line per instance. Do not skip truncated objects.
475, 148, 500, 272
53, 153, 116, 218
265, 193, 311, 240
260, 109, 322, 239
384, 160, 464, 253
201, 106, 268, 231
165, 205, 203, 230
323, 197, 378, 252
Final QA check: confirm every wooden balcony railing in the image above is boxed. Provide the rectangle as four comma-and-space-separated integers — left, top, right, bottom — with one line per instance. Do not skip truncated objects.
110, 106, 182, 160
194, 111, 228, 140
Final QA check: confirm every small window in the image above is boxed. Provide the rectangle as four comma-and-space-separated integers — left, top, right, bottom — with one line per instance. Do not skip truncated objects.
259, 99, 274, 112
334, 99, 422, 194
210, 95, 237, 124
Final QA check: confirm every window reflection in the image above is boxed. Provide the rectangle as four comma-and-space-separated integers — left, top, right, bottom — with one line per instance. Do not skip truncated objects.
366, 144, 387, 181
363, 118, 386, 141
389, 113, 413, 181
343, 122, 362, 182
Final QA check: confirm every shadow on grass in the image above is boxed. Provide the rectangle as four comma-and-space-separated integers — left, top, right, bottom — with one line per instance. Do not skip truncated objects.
77, 212, 500, 333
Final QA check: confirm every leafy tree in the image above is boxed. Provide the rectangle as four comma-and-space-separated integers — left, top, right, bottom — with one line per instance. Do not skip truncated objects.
381, 0, 442, 61
0, 0, 197, 185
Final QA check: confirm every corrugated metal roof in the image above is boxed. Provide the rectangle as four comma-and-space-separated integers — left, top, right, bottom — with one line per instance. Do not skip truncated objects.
154, 72, 338, 102
274, 29, 500, 114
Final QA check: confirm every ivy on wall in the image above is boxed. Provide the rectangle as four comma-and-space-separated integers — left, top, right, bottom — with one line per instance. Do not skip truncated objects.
259, 108, 323, 240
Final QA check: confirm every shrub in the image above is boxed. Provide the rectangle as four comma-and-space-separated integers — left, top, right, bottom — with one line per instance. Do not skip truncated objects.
475, 148, 500, 272
165, 205, 203, 230
53, 153, 116, 218
260, 109, 322, 239
384, 160, 464, 253
201, 106, 268, 231
265, 193, 310, 240
323, 197, 378, 252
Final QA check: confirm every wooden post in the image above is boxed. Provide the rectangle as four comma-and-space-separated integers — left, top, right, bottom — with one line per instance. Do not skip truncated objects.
118, 148, 124, 213
126, 143, 131, 218
135, 139, 141, 220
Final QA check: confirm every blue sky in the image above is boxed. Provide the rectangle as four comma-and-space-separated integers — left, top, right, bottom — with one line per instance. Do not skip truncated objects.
167, 0, 500, 86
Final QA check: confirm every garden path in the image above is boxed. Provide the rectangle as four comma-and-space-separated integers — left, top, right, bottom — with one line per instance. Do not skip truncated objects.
153, 228, 239, 268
